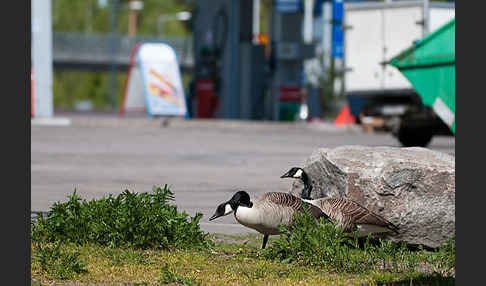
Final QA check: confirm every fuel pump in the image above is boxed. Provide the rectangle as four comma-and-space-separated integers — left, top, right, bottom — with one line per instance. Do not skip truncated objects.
193, 0, 267, 119
194, 7, 228, 118
270, 2, 316, 121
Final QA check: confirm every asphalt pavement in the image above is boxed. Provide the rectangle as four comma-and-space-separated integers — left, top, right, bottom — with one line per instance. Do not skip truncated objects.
31, 115, 455, 235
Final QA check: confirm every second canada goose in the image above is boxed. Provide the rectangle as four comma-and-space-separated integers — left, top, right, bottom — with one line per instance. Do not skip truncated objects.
281, 167, 399, 237
209, 190, 328, 249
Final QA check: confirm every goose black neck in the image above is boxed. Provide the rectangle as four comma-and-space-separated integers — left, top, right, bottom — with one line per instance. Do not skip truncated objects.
229, 200, 253, 211
301, 172, 312, 200
228, 191, 254, 211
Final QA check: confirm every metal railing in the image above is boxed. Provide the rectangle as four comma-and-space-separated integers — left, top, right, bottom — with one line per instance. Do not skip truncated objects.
53, 32, 194, 69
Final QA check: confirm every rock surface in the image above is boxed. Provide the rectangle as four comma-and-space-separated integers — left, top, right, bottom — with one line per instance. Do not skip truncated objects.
288, 145, 455, 249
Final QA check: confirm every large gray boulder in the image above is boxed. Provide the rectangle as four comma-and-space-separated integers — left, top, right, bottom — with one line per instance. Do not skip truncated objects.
288, 145, 455, 249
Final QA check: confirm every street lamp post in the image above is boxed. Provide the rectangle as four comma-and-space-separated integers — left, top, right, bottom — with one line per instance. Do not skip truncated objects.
128, 0, 144, 37
109, 0, 120, 110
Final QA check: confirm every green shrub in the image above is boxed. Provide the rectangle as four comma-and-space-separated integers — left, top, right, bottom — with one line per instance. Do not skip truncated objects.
32, 241, 88, 280
261, 207, 441, 275
32, 185, 213, 250
261, 206, 372, 273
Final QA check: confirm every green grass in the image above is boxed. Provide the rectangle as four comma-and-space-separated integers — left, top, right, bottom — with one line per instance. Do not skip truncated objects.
31, 235, 454, 286
32, 241, 88, 280
159, 263, 201, 285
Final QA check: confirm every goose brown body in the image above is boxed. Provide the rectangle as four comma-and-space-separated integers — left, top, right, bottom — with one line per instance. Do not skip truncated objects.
306, 197, 399, 236
235, 192, 325, 235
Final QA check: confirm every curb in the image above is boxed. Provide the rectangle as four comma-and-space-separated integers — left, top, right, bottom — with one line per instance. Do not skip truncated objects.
32, 117, 72, 126
63, 116, 361, 133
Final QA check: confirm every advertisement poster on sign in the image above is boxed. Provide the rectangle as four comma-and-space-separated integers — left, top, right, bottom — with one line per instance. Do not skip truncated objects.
121, 42, 188, 117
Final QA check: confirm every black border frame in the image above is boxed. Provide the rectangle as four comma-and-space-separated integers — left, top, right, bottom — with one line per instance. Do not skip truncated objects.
3, 0, 30, 285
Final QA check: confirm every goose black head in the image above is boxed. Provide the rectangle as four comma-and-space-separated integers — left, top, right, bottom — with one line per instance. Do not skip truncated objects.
280, 167, 312, 200
209, 191, 253, 221
209, 201, 233, 221
280, 167, 305, 180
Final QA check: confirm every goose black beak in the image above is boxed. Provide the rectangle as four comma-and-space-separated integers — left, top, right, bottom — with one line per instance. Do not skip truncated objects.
280, 172, 292, 178
209, 212, 221, 221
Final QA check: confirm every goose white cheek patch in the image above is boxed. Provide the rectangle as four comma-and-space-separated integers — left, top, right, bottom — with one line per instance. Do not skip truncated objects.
224, 204, 233, 216
293, 169, 303, 178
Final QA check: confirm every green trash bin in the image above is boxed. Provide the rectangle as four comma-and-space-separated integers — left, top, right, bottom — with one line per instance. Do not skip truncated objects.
279, 102, 300, 121
389, 19, 455, 134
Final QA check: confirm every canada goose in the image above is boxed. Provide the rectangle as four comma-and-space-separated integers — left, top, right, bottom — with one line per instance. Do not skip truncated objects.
209, 190, 328, 249
281, 167, 399, 237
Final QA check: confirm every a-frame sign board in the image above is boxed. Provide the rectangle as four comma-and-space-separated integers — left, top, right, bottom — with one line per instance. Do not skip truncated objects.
120, 42, 188, 118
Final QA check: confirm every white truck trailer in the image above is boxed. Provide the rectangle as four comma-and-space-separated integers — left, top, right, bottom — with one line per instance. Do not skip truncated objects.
343, 0, 454, 146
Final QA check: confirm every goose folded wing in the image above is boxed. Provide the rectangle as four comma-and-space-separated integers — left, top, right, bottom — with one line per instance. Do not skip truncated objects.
327, 198, 399, 233
261, 192, 327, 219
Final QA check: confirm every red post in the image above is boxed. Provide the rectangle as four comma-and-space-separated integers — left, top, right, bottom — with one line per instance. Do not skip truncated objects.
196, 79, 217, 118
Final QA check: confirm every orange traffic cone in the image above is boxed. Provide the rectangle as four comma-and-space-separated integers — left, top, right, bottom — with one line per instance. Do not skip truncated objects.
334, 104, 356, 126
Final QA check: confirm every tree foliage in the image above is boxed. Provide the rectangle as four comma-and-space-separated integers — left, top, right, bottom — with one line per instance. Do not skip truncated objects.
53, 0, 192, 36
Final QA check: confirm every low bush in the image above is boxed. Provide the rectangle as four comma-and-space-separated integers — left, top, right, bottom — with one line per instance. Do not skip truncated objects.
31, 185, 213, 250
262, 207, 454, 276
